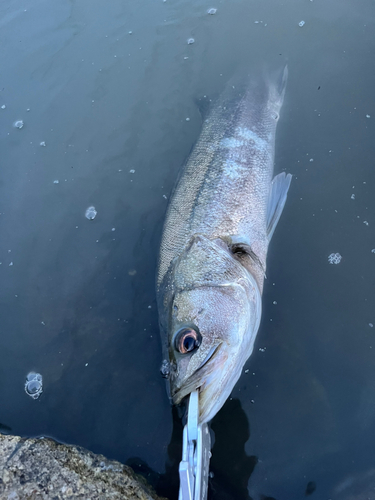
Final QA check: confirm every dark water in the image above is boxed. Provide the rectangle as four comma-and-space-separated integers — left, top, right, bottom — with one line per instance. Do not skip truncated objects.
1, 0, 375, 499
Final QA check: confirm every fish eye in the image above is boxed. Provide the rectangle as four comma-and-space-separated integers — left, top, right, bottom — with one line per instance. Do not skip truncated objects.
174, 327, 201, 354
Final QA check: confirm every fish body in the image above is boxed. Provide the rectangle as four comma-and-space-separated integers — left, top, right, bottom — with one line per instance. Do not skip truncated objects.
157, 68, 292, 423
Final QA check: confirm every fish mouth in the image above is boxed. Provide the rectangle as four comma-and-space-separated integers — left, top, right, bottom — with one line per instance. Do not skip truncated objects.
171, 343, 223, 406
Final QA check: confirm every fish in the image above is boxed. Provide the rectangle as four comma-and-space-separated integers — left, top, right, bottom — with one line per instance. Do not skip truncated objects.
156, 67, 292, 424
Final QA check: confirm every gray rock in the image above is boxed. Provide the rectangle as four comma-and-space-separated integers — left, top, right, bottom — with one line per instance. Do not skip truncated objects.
0, 433, 167, 500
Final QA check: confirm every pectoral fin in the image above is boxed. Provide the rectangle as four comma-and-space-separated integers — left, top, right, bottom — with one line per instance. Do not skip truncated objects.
267, 172, 292, 241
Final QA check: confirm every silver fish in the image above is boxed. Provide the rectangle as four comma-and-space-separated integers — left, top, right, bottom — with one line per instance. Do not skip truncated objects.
157, 67, 292, 424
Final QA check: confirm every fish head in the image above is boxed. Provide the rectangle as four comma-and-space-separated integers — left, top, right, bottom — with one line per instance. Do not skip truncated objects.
162, 235, 262, 423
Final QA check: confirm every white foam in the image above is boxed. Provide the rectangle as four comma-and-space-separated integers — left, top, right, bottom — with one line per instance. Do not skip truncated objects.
25, 372, 43, 399
85, 206, 97, 220
328, 253, 342, 264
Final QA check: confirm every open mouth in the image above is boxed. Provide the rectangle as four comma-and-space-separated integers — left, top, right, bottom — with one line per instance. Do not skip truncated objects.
171, 343, 222, 404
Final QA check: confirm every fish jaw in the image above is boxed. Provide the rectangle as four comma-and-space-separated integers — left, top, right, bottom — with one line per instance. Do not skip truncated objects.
198, 345, 248, 423
172, 341, 253, 424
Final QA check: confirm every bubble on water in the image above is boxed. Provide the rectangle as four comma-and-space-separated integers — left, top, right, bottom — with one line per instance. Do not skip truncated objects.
366, 114, 371, 118
186, 117, 190, 121
160, 359, 170, 378
298, 21, 305, 27
207, 8, 217, 14
14, 120, 24, 129
128, 31, 133, 34
25, 372, 43, 399
309, 158, 314, 162
53, 180, 59, 184
351, 194, 355, 200
369, 323, 374, 328
111, 227, 116, 232
40, 141, 46, 147
259, 347, 266, 352
187, 38, 195, 45
85, 206, 97, 220
128, 269, 137, 276
1, 105, 6, 110
372, 249, 375, 254
129, 169, 135, 173
328, 252, 342, 264
364, 221, 369, 226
